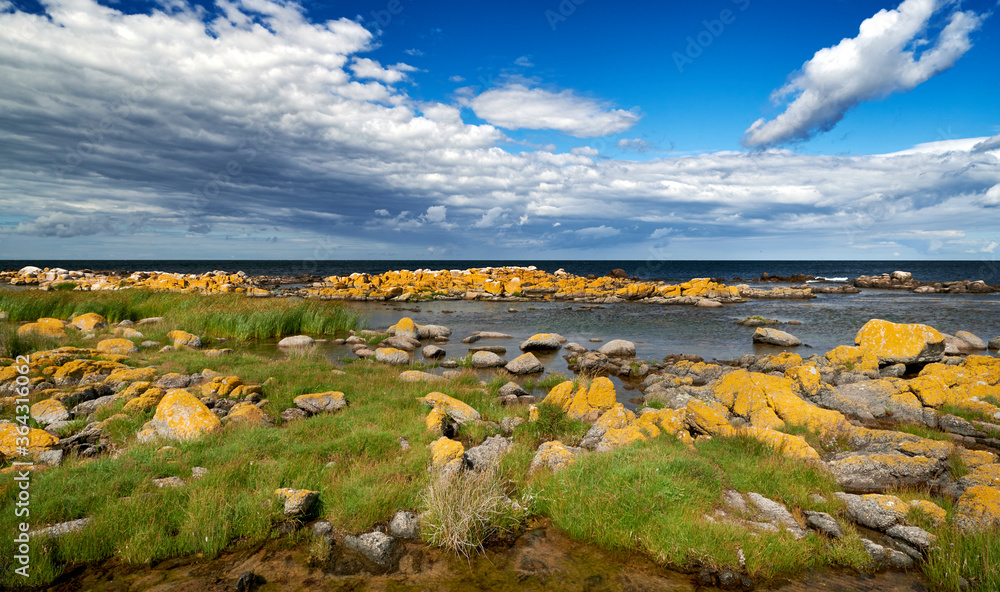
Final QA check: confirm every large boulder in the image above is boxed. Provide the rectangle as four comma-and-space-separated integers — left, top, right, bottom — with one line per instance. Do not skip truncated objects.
96, 338, 139, 355
953, 485, 1000, 531
419, 392, 480, 424
834, 492, 907, 531
752, 327, 802, 347
278, 335, 315, 348
519, 333, 562, 352
470, 351, 506, 368
505, 353, 543, 374
464, 435, 512, 471
17, 318, 67, 338
597, 339, 636, 357
828, 453, 944, 493
0, 423, 59, 458
387, 317, 419, 340
375, 348, 410, 365
30, 399, 70, 425
954, 331, 986, 350
71, 313, 108, 331
528, 441, 576, 473
827, 379, 924, 424
293, 392, 346, 415
854, 319, 944, 364
137, 389, 222, 442
167, 330, 202, 349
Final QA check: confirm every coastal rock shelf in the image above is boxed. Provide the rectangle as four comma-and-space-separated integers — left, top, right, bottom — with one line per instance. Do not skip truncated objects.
2, 266, 270, 296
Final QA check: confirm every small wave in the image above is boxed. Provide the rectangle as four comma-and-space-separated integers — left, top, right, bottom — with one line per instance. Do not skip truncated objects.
807, 276, 849, 283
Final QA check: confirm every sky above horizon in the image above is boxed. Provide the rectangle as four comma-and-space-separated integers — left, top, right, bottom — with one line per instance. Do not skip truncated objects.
1, 0, 998, 261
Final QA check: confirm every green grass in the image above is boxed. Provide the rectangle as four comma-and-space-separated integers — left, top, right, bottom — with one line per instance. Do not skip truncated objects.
0, 323, 63, 358
536, 433, 857, 581
898, 423, 951, 442
0, 289, 360, 340
923, 527, 1000, 592
513, 402, 590, 449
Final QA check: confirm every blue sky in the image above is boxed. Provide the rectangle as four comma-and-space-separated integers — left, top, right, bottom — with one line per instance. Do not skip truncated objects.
0, 0, 998, 261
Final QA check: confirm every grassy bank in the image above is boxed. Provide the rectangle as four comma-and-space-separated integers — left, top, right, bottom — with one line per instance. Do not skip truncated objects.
0, 289, 360, 340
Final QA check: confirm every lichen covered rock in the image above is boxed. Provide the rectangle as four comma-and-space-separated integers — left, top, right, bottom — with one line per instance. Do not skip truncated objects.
854, 319, 945, 364
137, 389, 221, 442
418, 391, 480, 424
96, 338, 139, 355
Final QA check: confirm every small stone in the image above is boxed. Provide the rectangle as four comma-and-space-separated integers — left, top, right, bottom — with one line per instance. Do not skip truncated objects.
274, 488, 319, 517
389, 511, 420, 539
464, 435, 512, 471
498, 382, 529, 398
470, 351, 506, 368
422, 345, 446, 360
886, 524, 936, 551
803, 510, 843, 538
597, 339, 636, 357
278, 335, 315, 348
505, 352, 543, 374
342, 531, 400, 567
192, 466, 209, 479
281, 408, 308, 422
752, 327, 802, 347
153, 476, 186, 488
311, 520, 333, 538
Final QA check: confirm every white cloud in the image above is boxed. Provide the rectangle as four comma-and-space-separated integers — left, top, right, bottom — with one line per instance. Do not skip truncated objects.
982, 241, 998, 253
449, 75, 465, 82
423, 205, 447, 223
473, 206, 508, 228
404, 48, 423, 57
375, 209, 390, 216
350, 57, 416, 84
466, 83, 640, 137
649, 228, 672, 239
574, 225, 620, 239
618, 138, 652, 153
514, 55, 533, 67
743, 0, 985, 147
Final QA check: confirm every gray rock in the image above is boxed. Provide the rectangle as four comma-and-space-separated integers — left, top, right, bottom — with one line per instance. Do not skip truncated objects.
382, 335, 421, 351
886, 524, 936, 551
752, 327, 802, 347
988, 336, 1000, 351
861, 538, 887, 562
345, 336, 366, 345
389, 511, 420, 539
829, 381, 924, 424
564, 342, 588, 353
879, 363, 906, 378
153, 476, 186, 488
829, 453, 944, 493
140, 340, 160, 348
498, 382, 529, 398
137, 317, 164, 325
278, 335, 315, 348
746, 492, 808, 538
375, 348, 410, 365
36, 449, 63, 466
418, 324, 452, 339
192, 466, 209, 479
440, 359, 459, 369
885, 537, 922, 562
472, 331, 513, 339
422, 345, 446, 359
835, 492, 905, 531
294, 392, 347, 415
575, 352, 621, 375
954, 331, 986, 350
276, 488, 318, 517
155, 373, 192, 389
468, 345, 507, 355
597, 339, 636, 357
470, 351, 506, 368
342, 531, 400, 566
30, 518, 92, 539
464, 435, 512, 471
281, 408, 308, 422
505, 353, 544, 374
809, 493, 828, 504
461, 335, 481, 344
939, 414, 983, 437
500, 416, 525, 434
722, 489, 747, 513
72, 394, 116, 418
519, 334, 562, 352
803, 510, 843, 538
311, 520, 333, 538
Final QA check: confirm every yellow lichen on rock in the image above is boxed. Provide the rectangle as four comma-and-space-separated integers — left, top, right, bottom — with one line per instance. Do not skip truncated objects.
71, 313, 107, 331
201, 376, 244, 397
430, 436, 465, 469
953, 485, 1000, 531
425, 407, 448, 434
166, 330, 202, 349
824, 345, 879, 373
961, 449, 998, 470
122, 386, 165, 413
741, 427, 820, 461
785, 364, 823, 396
567, 377, 617, 420
137, 389, 221, 442
529, 441, 576, 473
17, 318, 67, 338
685, 399, 732, 436
419, 391, 481, 424
762, 352, 802, 372
906, 375, 949, 407
0, 423, 59, 457
389, 317, 419, 339
542, 381, 577, 412
908, 499, 947, 527
528, 404, 539, 421
96, 338, 139, 355
51, 359, 125, 384
962, 464, 1000, 488
225, 402, 270, 426
854, 318, 945, 364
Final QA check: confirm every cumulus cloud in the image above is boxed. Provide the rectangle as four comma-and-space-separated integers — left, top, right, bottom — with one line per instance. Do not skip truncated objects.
466, 84, 640, 137
350, 57, 416, 84
743, 0, 985, 147
0, 0, 997, 260
650, 228, 672, 239
617, 138, 653, 153
473, 206, 508, 228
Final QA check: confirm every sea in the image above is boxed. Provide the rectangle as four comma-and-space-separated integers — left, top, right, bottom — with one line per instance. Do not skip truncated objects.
5, 260, 998, 405
4, 259, 1000, 284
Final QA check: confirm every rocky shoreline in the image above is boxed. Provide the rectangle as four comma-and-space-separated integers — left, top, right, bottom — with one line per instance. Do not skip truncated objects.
3, 265, 997, 304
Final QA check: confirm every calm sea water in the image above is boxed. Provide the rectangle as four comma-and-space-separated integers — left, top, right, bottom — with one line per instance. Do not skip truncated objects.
4, 259, 1000, 284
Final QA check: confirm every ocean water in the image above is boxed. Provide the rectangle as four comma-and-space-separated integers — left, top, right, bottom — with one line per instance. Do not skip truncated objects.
4, 259, 1000, 284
